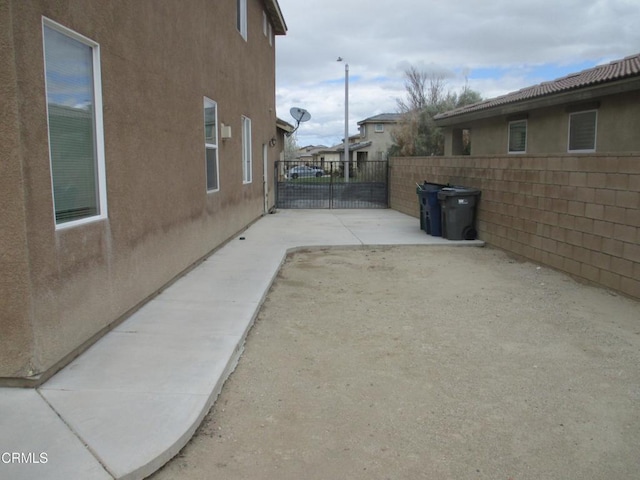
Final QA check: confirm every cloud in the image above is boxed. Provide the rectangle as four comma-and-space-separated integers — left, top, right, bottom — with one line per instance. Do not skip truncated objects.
276, 0, 640, 146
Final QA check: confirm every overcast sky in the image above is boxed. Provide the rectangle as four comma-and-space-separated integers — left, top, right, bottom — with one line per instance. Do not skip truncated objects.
275, 0, 640, 147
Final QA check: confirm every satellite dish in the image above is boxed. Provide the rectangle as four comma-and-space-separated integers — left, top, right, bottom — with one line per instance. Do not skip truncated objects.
290, 107, 311, 123
287, 107, 311, 136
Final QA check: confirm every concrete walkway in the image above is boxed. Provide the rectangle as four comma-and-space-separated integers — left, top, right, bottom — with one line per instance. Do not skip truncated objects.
0, 210, 483, 480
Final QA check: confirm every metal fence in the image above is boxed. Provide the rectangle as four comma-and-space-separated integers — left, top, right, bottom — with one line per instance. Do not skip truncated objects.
275, 161, 388, 209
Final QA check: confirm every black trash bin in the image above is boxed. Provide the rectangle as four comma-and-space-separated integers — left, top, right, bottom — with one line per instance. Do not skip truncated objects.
416, 182, 445, 236
438, 187, 481, 240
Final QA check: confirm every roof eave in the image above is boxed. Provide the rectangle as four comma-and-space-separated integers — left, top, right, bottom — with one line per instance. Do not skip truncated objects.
264, 0, 287, 35
357, 119, 399, 126
276, 117, 294, 133
434, 76, 640, 127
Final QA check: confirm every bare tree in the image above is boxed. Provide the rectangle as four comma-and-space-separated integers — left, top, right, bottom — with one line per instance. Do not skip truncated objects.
396, 66, 428, 113
284, 133, 299, 161
390, 66, 482, 157
427, 74, 448, 108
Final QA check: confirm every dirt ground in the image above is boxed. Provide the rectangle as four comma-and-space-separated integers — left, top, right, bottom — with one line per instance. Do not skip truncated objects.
150, 246, 640, 480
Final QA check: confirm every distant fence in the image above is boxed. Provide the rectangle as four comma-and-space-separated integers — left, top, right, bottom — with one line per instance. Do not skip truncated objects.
389, 154, 640, 300
275, 160, 388, 209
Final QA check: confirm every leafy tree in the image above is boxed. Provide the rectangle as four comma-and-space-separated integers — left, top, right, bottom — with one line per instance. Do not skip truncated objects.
390, 67, 482, 156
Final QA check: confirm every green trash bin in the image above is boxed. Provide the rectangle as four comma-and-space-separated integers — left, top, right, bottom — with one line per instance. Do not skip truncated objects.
437, 187, 481, 240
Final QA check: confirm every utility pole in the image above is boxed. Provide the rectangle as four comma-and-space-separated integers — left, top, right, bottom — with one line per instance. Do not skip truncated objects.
338, 58, 349, 182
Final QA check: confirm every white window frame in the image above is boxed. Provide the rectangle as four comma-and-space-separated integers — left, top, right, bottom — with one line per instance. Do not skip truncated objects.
203, 97, 220, 192
508, 119, 527, 154
237, 0, 247, 41
242, 116, 252, 184
42, 17, 107, 229
263, 11, 273, 46
568, 110, 597, 153
375, 123, 384, 133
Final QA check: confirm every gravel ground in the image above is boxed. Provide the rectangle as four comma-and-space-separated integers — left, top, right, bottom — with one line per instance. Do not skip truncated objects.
150, 245, 640, 480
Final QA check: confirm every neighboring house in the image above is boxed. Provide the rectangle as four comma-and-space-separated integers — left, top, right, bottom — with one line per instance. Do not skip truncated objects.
434, 53, 640, 156
357, 113, 402, 160
277, 144, 330, 178
287, 113, 400, 178
295, 145, 329, 163
0, 0, 287, 385
335, 135, 373, 176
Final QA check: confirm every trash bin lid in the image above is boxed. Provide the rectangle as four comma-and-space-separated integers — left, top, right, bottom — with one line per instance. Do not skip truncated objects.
437, 187, 481, 198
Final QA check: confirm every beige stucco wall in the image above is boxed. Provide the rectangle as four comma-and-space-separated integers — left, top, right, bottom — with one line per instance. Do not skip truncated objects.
2, 0, 281, 384
0, 2, 36, 379
443, 90, 640, 156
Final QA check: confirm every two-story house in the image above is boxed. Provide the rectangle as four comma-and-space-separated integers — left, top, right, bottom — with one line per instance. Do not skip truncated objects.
1, 0, 287, 385
357, 113, 402, 161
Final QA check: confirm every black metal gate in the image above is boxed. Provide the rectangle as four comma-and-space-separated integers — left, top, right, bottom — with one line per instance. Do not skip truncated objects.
275, 160, 388, 209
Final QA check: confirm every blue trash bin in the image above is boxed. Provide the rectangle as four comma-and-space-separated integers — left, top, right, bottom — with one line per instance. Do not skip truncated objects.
417, 182, 447, 235
416, 185, 429, 231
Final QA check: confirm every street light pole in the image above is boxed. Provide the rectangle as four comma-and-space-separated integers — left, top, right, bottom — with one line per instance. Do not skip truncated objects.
338, 57, 349, 182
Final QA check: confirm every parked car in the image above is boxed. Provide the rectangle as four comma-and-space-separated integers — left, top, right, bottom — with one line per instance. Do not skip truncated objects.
288, 165, 325, 179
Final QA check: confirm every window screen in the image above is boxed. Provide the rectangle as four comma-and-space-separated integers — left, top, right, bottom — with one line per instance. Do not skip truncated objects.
43, 21, 104, 225
569, 111, 597, 152
508, 120, 527, 153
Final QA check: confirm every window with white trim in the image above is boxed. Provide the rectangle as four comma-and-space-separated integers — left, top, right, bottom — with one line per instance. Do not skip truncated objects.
237, 0, 247, 40
43, 18, 107, 227
204, 98, 219, 192
242, 116, 252, 183
568, 110, 597, 152
375, 123, 384, 132
508, 120, 527, 153
263, 11, 273, 46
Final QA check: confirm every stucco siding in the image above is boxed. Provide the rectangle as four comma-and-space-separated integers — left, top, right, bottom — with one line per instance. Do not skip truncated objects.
445, 90, 640, 156
0, 2, 36, 379
596, 90, 640, 152
2, 0, 280, 383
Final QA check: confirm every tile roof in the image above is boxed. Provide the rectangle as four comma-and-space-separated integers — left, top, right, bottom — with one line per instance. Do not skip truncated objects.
358, 113, 402, 124
331, 140, 373, 152
435, 53, 640, 122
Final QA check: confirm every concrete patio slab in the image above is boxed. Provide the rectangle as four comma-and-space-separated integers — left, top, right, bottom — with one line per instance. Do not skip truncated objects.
0, 389, 112, 480
41, 390, 214, 480
0, 209, 483, 479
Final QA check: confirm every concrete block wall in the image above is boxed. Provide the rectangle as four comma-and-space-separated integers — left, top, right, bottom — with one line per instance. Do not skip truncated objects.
389, 154, 640, 300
